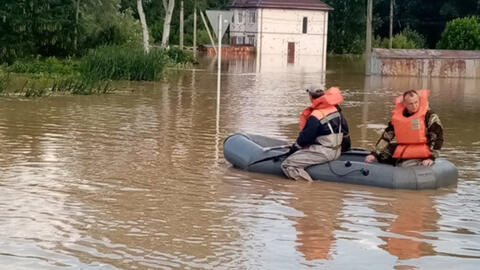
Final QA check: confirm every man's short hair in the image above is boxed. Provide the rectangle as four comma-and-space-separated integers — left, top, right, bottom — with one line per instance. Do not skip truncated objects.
403, 89, 419, 99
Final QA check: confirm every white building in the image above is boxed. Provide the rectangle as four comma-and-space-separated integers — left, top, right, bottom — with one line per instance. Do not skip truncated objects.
228, 0, 333, 71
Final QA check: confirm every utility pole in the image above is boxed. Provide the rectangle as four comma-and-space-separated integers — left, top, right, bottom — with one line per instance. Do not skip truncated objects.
74, 0, 80, 52
217, 14, 222, 95
180, 0, 184, 50
365, 0, 373, 75
200, 11, 217, 54
215, 14, 223, 162
193, 0, 197, 59
389, 0, 393, 49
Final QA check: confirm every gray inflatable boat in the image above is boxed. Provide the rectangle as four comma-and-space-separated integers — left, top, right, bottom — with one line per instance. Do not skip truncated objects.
223, 133, 458, 190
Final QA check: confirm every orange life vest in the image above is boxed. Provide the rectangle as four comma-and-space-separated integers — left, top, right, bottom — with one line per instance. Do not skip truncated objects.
299, 87, 344, 130
391, 89, 431, 159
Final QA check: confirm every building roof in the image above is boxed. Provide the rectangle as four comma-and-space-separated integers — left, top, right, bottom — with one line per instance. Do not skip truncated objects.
228, 0, 333, 11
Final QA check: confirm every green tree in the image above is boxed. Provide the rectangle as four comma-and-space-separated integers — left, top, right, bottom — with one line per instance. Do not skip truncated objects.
374, 27, 426, 49
121, 0, 229, 46
437, 16, 480, 50
323, 0, 368, 54
78, 0, 142, 51
0, 0, 76, 63
401, 27, 426, 48
375, 0, 480, 48
0, 0, 142, 63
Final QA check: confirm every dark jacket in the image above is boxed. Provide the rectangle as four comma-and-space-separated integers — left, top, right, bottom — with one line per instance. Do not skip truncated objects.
296, 105, 351, 152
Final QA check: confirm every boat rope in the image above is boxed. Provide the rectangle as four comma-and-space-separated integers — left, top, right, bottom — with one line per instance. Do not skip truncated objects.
327, 161, 369, 177
248, 152, 289, 166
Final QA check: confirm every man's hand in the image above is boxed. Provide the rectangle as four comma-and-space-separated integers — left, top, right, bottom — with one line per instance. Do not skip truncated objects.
421, 158, 434, 166
365, 154, 376, 163
286, 143, 300, 156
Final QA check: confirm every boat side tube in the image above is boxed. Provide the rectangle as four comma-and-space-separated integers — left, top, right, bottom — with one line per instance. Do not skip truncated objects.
223, 133, 458, 189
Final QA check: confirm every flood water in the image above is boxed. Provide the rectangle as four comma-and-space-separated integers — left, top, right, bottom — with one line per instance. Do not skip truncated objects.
1, 55, 480, 269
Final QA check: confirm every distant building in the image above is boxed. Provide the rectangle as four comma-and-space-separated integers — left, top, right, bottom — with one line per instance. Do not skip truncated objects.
228, 0, 333, 71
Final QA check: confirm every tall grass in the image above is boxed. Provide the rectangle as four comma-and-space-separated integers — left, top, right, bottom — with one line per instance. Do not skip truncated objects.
51, 77, 115, 95
1, 56, 115, 97
0, 71, 9, 94
1, 45, 194, 98
166, 48, 194, 64
79, 46, 194, 81
5, 57, 78, 75
1, 75, 115, 97
79, 46, 172, 81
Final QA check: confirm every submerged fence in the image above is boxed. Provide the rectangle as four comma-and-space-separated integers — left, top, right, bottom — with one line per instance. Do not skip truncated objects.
369, 49, 480, 78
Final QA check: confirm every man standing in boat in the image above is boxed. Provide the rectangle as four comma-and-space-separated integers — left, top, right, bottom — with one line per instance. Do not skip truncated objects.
281, 86, 351, 181
365, 89, 443, 167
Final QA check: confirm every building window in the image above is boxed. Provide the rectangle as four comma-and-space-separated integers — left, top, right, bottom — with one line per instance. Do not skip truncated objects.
237, 10, 244, 24
247, 35, 255, 45
249, 11, 256, 24
302, 17, 308, 34
237, 36, 244, 45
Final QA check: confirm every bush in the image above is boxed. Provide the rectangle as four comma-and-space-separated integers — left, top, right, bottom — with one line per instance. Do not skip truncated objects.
401, 27, 426, 48
166, 48, 194, 64
391, 34, 418, 49
151, 20, 165, 43
197, 30, 213, 45
79, 8, 143, 52
373, 28, 426, 49
5, 57, 78, 75
437, 17, 480, 50
342, 34, 365, 54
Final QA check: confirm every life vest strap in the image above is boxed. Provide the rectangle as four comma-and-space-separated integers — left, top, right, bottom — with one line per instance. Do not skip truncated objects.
324, 112, 342, 149
322, 144, 342, 150
319, 111, 341, 125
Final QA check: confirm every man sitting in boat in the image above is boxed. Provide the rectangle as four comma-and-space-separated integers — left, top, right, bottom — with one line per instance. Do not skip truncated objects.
364, 89, 443, 167
281, 86, 351, 181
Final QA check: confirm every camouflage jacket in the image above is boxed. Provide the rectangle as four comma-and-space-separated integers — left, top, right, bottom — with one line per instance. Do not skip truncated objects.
372, 110, 444, 160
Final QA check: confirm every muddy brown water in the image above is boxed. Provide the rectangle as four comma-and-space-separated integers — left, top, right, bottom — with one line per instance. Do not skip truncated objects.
1, 56, 480, 269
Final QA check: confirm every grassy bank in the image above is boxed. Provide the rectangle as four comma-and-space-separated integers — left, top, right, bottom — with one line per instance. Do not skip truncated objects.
79, 46, 193, 81
0, 72, 115, 97
4, 57, 78, 75
0, 46, 194, 97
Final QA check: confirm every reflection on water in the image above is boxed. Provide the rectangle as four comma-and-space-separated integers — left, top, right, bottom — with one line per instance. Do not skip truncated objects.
377, 192, 439, 260
0, 55, 480, 269
219, 51, 329, 74
292, 183, 342, 261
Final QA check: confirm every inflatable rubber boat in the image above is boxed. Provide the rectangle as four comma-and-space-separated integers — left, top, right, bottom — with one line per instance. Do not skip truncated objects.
223, 133, 458, 190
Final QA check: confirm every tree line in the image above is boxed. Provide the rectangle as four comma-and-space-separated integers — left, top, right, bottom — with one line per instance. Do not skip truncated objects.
0, 0, 228, 64
1, 0, 479, 64
324, 0, 480, 53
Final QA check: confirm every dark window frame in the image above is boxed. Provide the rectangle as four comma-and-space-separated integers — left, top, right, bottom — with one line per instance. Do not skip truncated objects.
302, 17, 308, 34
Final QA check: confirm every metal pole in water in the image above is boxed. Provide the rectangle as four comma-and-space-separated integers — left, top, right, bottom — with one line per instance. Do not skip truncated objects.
365, 0, 373, 75
215, 14, 223, 163
193, 1, 197, 60
389, 0, 393, 49
217, 14, 222, 103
